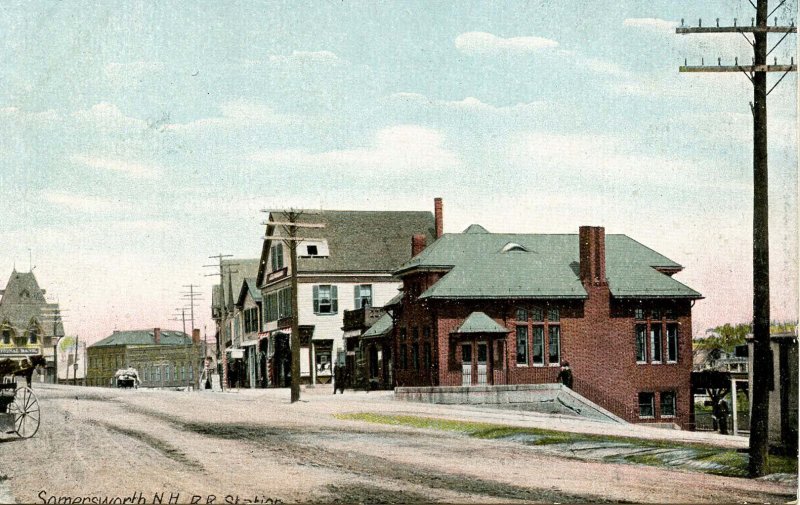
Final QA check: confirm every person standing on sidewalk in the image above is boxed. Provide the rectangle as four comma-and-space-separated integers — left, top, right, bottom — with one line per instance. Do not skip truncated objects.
557, 361, 573, 389
717, 398, 730, 435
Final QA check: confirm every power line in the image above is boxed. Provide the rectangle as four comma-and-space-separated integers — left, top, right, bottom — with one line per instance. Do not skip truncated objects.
676, 1, 796, 477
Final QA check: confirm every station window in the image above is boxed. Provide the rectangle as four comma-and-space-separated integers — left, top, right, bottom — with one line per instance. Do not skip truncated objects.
638, 392, 655, 418
660, 391, 676, 417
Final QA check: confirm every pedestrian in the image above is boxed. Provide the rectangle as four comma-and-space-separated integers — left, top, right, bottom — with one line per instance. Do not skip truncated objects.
557, 360, 573, 389
332, 364, 341, 394
717, 398, 730, 435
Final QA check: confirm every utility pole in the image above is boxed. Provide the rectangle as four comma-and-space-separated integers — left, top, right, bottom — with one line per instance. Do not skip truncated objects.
73, 335, 79, 385
181, 284, 202, 333
205, 254, 234, 390
261, 209, 325, 403
677, 2, 796, 477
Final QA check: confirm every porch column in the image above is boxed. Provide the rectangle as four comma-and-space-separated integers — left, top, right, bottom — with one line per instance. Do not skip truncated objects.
310, 341, 317, 386
731, 377, 739, 436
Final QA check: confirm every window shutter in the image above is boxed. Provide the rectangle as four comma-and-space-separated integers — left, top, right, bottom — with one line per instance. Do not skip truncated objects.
313, 285, 319, 314
331, 285, 338, 313
354, 286, 360, 309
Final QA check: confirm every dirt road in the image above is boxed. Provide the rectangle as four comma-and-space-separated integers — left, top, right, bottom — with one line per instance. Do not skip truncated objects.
0, 384, 794, 503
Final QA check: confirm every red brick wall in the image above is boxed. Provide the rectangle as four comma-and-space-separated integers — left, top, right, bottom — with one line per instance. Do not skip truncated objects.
393, 275, 695, 428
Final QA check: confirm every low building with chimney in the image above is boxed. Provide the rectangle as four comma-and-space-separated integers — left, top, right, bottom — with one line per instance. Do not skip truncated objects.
391, 224, 702, 428
257, 200, 441, 385
0, 269, 65, 382
86, 328, 203, 389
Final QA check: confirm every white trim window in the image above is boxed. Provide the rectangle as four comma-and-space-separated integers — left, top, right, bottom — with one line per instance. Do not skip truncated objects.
354, 284, 373, 309
313, 285, 338, 315
660, 391, 676, 417
650, 324, 662, 363
635, 325, 647, 363
638, 392, 655, 418
667, 324, 678, 363
270, 243, 284, 271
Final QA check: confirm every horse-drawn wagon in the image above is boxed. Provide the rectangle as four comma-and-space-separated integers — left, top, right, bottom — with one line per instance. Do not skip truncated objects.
0, 355, 44, 439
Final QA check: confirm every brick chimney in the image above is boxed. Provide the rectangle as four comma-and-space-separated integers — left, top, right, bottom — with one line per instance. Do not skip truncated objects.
579, 226, 607, 285
434, 197, 443, 239
192, 328, 201, 344
153, 327, 161, 345
411, 234, 427, 257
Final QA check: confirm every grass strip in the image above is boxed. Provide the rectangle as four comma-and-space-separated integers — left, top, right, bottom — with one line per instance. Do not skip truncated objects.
336, 412, 797, 478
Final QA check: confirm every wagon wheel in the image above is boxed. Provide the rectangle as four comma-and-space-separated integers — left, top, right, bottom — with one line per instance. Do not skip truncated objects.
10, 386, 40, 438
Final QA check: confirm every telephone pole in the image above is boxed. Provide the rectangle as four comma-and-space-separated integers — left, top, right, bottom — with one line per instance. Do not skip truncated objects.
205, 254, 234, 389
262, 209, 325, 403
677, 1, 796, 477
181, 284, 202, 333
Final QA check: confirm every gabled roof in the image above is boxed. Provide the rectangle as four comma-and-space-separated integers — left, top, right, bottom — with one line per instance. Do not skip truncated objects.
0, 270, 64, 337
362, 313, 393, 339
236, 278, 262, 308
455, 312, 509, 334
395, 230, 700, 300
258, 210, 435, 284
219, 259, 260, 312
91, 329, 192, 347
0, 270, 47, 304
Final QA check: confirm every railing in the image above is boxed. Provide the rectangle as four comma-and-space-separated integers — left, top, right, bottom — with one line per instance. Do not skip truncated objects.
571, 378, 640, 423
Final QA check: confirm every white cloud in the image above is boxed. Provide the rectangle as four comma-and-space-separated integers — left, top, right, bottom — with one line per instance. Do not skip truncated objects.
249, 124, 460, 172
41, 190, 128, 213
455, 31, 558, 55
267, 50, 340, 64
623, 18, 678, 32
72, 102, 147, 131
164, 99, 295, 132
69, 154, 160, 179
583, 57, 631, 77
506, 132, 746, 192
0, 106, 61, 123
388, 92, 544, 115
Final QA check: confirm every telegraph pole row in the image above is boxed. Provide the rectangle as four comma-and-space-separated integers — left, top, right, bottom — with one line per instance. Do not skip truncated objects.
205, 254, 237, 391
676, 0, 796, 477
261, 210, 325, 403
181, 284, 202, 333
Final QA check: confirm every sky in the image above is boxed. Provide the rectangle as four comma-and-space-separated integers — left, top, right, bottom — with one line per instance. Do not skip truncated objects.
0, 0, 796, 344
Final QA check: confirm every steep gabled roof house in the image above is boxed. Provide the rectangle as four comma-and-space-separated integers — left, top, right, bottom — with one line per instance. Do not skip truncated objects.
257, 202, 439, 386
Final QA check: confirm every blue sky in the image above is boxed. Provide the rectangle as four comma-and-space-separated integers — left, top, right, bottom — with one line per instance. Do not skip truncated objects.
0, 1, 796, 342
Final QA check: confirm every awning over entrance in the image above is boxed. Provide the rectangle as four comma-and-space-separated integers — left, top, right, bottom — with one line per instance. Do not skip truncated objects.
455, 312, 509, 335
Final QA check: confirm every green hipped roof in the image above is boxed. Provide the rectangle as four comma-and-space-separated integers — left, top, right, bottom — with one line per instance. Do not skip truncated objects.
91, 329, 192, 347
362, 313, 393, 338
394, 231, 701, 300
456, 312, 510, 334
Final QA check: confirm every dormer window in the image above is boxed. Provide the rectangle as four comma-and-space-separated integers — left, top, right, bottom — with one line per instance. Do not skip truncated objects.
299, 240, 329, 258
501, 242, 529, 253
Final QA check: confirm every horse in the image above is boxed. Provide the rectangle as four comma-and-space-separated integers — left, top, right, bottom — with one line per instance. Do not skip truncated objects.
0, 355, 47, 387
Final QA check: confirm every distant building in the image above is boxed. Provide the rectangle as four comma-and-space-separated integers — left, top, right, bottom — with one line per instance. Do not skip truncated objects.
0, 269, 65, 382
57, 337, 87, 384
257, 202, 438, 385
392, 224, 702, 428
87, 328, 202, 388
232, 277, 265, 388
210, 258, 260, 388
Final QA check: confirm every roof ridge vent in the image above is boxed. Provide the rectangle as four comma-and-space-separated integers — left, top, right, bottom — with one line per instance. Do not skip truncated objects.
501, 242, 529, 253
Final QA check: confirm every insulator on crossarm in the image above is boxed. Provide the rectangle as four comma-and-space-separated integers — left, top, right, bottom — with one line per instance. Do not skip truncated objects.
684, 58, 688, 66
716, 18, 719, 27
735, 57, 739, 65
734, 18, 737, 27
699, 18, 702, 27
701, 57, 705, 65
681, 18, 684, 27
774, 57, 778, 65
775, 17, 778, 26
718, 57, 721, 65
